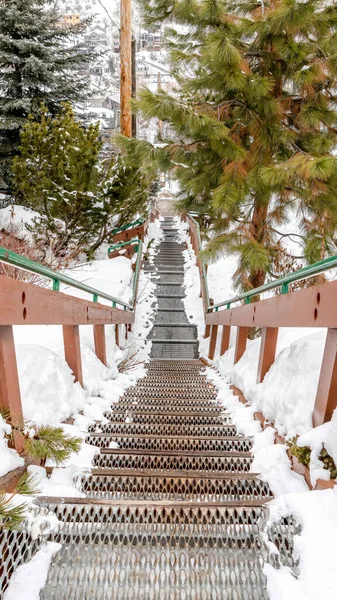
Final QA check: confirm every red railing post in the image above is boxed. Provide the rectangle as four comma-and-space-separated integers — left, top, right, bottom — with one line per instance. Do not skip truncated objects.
94, 324, 107, 366
63, 325, 83, 386
208, 325, 218, 360
234, 326, 249, 364
257, 327, 279, 383
313, 328, 337, 426
0, 325, 24, 452
115, 324, 120, 347
220, 325, 231, 355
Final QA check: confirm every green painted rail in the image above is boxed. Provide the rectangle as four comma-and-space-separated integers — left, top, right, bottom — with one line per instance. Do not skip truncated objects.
111, 219, 144, 237
0, 240, 144, 310
186, 213, 211, 309
186, 212, 337, 313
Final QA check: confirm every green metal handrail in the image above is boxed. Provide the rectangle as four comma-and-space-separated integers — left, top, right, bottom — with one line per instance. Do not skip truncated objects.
0, 242, 144, 311
186, 213, 210, 308
111, 219, 144, 237
186, 212, 337, 314
208, 253, 337, 312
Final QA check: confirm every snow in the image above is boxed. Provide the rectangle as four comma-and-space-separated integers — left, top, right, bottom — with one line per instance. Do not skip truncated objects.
27, 464, 86, 498
16, 345, 87, 425
265, 488, 337, 600
3, 542, 62, 600
0, 205, 39, 241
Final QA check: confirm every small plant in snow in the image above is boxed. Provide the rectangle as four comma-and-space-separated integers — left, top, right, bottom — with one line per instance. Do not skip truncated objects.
0, 472, 39, 531
1, 409, 82, 467
288, 437, 337, 480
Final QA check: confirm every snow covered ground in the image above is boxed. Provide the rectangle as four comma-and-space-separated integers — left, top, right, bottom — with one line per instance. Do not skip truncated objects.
176, 216, 337, 600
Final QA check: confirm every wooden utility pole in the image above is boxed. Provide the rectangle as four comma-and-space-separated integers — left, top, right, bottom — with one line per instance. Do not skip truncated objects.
131, 37, 137, 138
120, 0, 132, 137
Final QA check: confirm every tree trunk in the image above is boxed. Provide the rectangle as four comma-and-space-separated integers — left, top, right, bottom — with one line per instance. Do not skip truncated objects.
248, 199, 269, 290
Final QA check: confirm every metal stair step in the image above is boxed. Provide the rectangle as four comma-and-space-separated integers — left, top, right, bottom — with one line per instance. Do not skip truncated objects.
85, 434, 252, 452
93, 452, 254, 473
123, 389, 216, 399
79, 472, 272, 503
90, 422, 237, 437
104, 410, 230, 422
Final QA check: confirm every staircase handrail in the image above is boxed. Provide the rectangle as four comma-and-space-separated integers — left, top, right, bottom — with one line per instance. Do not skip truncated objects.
0, 243, 144, 310
111, 218, 144, 237
209, 253, 337, 312
185, 213, 337, 313
186, 213, 211, 311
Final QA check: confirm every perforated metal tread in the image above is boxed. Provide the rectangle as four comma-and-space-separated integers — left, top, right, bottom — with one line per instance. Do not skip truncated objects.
79, 472, 273, 502
14, 504, 298, 600
92, 422, 237, 437
104, 410, 231, 425
85, 434, 252, 452
93, 452, 254, 474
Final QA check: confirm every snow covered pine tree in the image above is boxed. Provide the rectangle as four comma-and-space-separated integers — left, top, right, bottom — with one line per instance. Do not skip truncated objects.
0, 0, 95, 189
119, 0, 337, 292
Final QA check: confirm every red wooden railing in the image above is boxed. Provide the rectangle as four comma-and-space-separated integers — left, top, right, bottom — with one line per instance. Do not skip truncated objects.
184, 213, 337, 428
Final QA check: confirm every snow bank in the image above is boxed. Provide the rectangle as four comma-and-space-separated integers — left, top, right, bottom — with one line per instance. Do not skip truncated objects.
3, 542, 61, 600
16, 345, 87, 425
265, 488, 337, 600
0, 204, 39, 241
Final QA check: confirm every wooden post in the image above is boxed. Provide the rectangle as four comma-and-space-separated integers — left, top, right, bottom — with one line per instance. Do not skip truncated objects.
220, 325, 231, 356
208, 325, 218, 360
257, 327, 278, 383
0, 326, 24, 452
120, 0, 132, 137
204, 324, 211, 339
313, 328, 337, 426
63, 325, 83, 386
115, 324, 120, 347
234, 326, 249, 364
94, 324, 107, 366
131, 37, 137, 138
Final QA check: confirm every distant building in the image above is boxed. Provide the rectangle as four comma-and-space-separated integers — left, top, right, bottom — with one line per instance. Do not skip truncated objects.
112, 31, 120, 53
139, 32, 162, 51
61, 13, 80, 26
84, 28, 109, 49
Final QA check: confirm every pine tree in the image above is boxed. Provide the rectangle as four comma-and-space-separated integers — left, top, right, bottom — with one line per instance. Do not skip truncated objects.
0, 0, 95, 188
120, 0, 337, 291
1, 407, 82, 467
0, 473, 39, 531
12, 103, 156, 259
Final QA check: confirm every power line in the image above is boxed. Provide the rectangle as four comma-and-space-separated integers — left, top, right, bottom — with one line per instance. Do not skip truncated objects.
96, 0, 119, 29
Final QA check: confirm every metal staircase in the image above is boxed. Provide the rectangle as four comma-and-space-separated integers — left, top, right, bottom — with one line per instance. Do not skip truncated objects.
147, 218, 199, 359
1, 217, 299, 599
